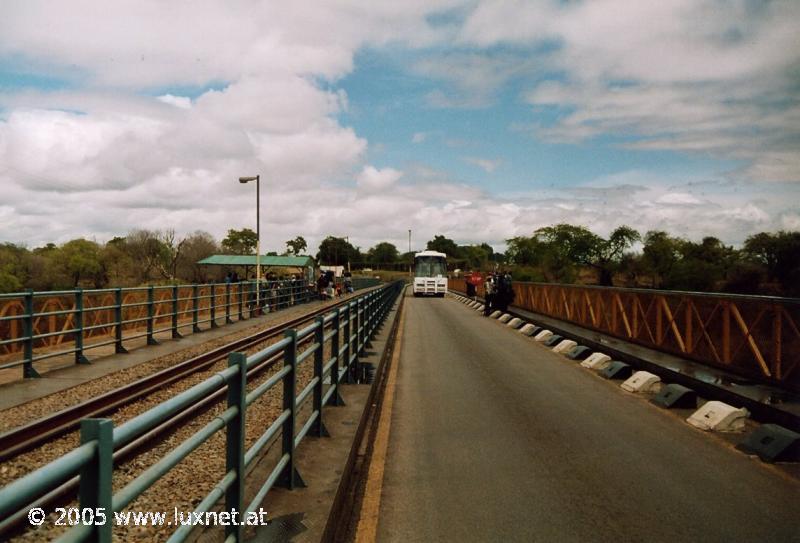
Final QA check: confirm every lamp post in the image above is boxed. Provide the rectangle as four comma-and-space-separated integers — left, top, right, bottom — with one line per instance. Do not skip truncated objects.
239, 175, 260, 312
408, 229, 412, 276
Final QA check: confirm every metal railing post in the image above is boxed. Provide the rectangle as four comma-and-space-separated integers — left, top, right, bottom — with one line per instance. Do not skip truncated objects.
328, 308, 343, 406
114, 288, 128, 354
22, 290, 39, 378
74, 288, 89, 364
313, 317, 328, 437
225, 282, 233, 324
192, 285, 201, 333
278, 329, 303, 489
79, 418, 113, 543
226, 352, 247, 542
237, 282, 244, 321
357, 297, 363, 355
171, 285, 182, 339
146, 286, 158, 345
210, 282, 218, 328
342, 303, 352, 384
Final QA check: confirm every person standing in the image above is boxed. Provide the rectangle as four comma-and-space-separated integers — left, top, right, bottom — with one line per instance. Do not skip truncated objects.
483, 274, 495, 316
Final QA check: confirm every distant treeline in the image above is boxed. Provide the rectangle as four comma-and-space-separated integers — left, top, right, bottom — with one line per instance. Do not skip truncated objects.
2, 225, 799, 296
503, 225, 800, 297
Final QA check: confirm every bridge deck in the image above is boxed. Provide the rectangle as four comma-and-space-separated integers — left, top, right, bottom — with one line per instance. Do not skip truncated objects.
367, 292, 800, 542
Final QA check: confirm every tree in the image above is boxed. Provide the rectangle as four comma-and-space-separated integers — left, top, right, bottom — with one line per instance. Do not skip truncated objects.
54, 239, 104, 287
744, 231, 800, 295
0, 243, 29, 293
592, 225, 641, 286
426, 235, 461, 258
317, 236, 360, 266
367, 242, 399, 265
176, 231, 219, 283
641, 231, 681, 288
124, 230, 172, 283
222, 228, 258, 255
285, 236, 308, 256
460, 244, 491, 269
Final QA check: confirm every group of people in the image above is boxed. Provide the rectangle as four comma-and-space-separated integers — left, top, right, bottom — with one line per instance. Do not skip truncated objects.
482, 270, 514, 316
317, 270, 354, 300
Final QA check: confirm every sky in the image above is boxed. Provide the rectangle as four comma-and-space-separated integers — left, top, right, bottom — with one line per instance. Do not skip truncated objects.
0, 0, 798, 255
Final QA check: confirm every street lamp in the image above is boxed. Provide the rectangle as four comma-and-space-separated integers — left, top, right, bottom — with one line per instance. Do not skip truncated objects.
239, 175, 260, 312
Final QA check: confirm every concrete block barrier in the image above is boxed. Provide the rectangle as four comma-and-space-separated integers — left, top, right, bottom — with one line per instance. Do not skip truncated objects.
506, 317, 524, 329
543, 334, 564, 347
498, 313, 512, 323
600, 361, 633, 380
534, 330, 553, 342
581, 352, 612, 370
566, 345, 592, 360
552, 339, 577, 354
621, 371, 661, 393
736, 424, 800, 463
651, 384, 698, 409
519, 324, 538, 336
687, 401, 749, 432
490, 310, 503, 318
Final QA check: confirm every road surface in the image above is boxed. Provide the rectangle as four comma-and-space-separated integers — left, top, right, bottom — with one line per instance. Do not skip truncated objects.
371, 293, 800, 542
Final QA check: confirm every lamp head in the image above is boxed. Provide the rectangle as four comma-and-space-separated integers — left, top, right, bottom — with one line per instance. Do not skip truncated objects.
239, 176, 258, 183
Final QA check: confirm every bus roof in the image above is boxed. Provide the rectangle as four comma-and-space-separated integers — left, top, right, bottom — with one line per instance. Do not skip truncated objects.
414, 250, 447, 258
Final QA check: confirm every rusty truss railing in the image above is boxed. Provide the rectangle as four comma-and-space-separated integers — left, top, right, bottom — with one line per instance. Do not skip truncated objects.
451, 278, 800, 389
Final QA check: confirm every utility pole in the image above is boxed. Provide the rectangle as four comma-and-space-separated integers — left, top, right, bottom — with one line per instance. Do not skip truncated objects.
408, 229, 412, 276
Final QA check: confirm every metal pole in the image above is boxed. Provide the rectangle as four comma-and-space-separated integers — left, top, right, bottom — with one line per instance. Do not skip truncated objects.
408, 229, 412, 276
256, 175, 261, 313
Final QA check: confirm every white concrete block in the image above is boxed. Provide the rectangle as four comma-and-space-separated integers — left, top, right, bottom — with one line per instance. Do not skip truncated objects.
506, 317, 524, 329
580, 352, 612, 370
621, 371, 661, 393
475, 304, 484, 312
490, 310, 503, 318
519, 324, 538, 336
687, 401, 749, 432
534, 330, 553, 341
498, 313, 512, 323
552, 339, 577, 353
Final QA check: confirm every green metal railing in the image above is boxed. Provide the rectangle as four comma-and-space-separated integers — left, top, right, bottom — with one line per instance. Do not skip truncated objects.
0, 278, 381, 379
0, 281, 402, 542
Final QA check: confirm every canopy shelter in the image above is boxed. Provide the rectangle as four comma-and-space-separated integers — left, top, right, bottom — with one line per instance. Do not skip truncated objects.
197, 255, 315, 282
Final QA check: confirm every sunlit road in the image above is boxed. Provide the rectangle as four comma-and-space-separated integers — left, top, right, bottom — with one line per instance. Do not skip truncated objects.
374, 292, 800, 542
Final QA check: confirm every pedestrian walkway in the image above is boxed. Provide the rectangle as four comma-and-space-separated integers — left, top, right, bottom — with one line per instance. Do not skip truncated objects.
0, 296, 343, 410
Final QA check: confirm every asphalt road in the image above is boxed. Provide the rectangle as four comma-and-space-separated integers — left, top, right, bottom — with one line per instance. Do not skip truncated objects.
375, 293, 800, 542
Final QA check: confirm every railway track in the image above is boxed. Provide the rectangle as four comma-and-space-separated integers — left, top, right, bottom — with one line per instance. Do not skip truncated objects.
0, 294, 369, 539
0, 295, 363, 462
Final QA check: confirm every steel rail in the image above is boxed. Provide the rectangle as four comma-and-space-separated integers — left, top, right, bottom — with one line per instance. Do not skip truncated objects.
0, 291, 372, 539
0, 293, 367, 462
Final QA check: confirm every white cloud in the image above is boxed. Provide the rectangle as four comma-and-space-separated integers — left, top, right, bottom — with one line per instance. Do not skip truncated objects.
464, 157, 500, 173
655, 192, 702, 206
356, 166, 403, 191
0, 1, 797, 257
157, 94, 191, 109
460, 0, 800, 183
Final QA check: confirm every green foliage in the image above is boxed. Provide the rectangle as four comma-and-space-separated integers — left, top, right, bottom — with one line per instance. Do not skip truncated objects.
221, 228, 258, 255
285, 236, 307, 256
426, 235, 461, 258
743, 231, 800, 294
317, 236, 360, 266
367, 242, 399, 264
55, 239, 104, 287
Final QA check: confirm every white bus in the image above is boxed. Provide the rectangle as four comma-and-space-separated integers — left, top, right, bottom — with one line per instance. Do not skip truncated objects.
413, 250, 447, 297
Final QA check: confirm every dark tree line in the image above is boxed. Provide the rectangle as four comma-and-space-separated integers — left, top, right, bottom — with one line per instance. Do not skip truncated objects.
506, 225, 800, 297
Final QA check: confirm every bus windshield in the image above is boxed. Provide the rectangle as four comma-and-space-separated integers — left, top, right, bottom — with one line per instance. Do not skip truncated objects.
415, 256, 446, 277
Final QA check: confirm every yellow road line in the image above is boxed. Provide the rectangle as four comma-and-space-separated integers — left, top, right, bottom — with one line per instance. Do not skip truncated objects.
354, 296, 406, 543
